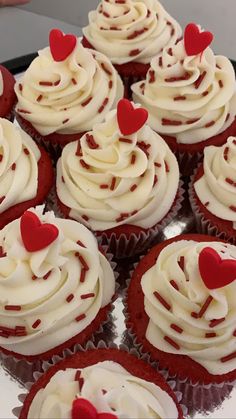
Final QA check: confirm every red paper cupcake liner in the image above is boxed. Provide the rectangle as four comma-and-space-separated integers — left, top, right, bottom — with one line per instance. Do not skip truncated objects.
126, 234, 236, 385
189, 166, 236, 244
161, 117, 236, 176
13, 343, 185, 419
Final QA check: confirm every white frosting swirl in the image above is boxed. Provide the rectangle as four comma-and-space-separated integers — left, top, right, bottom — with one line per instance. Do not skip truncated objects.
56, 107, 179, 230
141, 239, 236, 374
132, 40, 236, 144
0, 118, 40, 214
0, 70, 3, 96
15, 39, 124, 136
28, 360, 179, 418
0, 206, 115, 356
194, 137, 236, 229
83, 0, 182, 65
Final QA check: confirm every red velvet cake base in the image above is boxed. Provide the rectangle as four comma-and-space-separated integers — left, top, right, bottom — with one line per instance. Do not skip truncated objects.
19, 348, 183, 419
127, 234, 236, 385
0, 65, 16, 118
190, 165, 235, 243
0, 145, 53, 230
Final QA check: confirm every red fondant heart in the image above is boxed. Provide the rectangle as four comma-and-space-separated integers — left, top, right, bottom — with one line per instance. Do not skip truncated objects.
184, 23, 214, 56
20, 211, 59, 252
72, 399, 117, 419
199, 247, 236, 290
117, 99, 148, 136
49, 28, 77, 62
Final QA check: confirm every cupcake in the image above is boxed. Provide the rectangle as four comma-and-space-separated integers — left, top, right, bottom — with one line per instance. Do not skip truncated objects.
15, 28, 124, 161
132, 23, 236, 175
56, 99, 183, 258
0, 118, 53, 229
18, 348, 183, 418
127, 234, 236, 385
189, 136, 236, 244
0, 206, 115, 361
82, 0, 182, 96
0, 65, 16, 121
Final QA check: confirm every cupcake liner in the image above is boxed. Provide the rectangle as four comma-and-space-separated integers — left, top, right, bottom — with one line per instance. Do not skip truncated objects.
97, 181, 184, 259
174, 149, 203, 177
0, 250, 118, 385
188, 168, 236, 245
13, 341, 186, 419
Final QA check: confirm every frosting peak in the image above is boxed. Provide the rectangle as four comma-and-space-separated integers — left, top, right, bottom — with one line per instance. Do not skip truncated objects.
83, 0, 182, 65
15, 38, 124, 136
132, 39, 236, 144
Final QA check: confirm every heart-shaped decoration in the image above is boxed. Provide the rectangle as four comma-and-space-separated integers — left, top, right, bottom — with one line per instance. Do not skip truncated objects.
20, 211, 59, 252
184, 23, 214, 56
72, 399, 117, 419
117, 99, 148, 136
199, 247, 236, 290
49, 28, 77, 62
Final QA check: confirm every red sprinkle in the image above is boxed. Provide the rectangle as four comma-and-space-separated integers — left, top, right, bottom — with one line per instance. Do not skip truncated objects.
39, 81, 53, 86
82, 215, 89, 222
209, 318, 225, 328
4, 305, 21, 311
225, 178, 236, 188
153, 175, 158, 186
187, 118, 200, 125
119, 137, 132, 144
205, 332, 216, 338
230, 206, 236, 212
66, 294, 74, 303
100, 184, 109, 189
75, 253, 89, 271
0, 246, 6, 257
11, 163, 16, 171
23, 148, 30, 155
54, 80, 60, 86
43, 270, 52, 280
98, 97, 109, 113
167, 47, 173, 56
32, 275, 37, 280
164, 336, 180, 350
165, 73, 191, 83
170, 324, 183, 334
191, 312, 199, 319
178, 256, 185, 271
79, 377, 84, 391
63, 118, 69, 124
81, 97, 92, 107
218, 80, 223, 88
32, 319, 41, 329
75, 141, 82, 157
155, 162, 162, 168
221, 351, 236, 363
17, 109, 31, 114
205, 201, 210, 207
153, 291, 171, 311
101, 63, 112, 76
224, 146, 229, 161
205, 121, 215, 128
164, 161, 170, 173
110, 177, 116, 191
170, 280, 179, 291
131, 154, 136, 165
129, 49, 141, 57
198, 296, 213, 318
109, 80, 113, 89
174, 96, 186, 101
77, 240, 86, 248
0, 196, 5, 205
19, 83, 23, 92
194, 71, 207, 89
37, 94, 43, 102
127, 28, 148, 40
61, 176, 65, 183
130, 184, 137, 192
226, 113, 230, 122
233, 330, 236, 337
202, 91, 209, 97
103, 11, 110, 18
162, 119, 182, 126
149, 70, 155, 83
72, 78, 77, 85
80, 159, 90, 170
75, 370, 81, 381
80, 269, 86, 283
86, 133, 99, 149
75, 314, 86, 323
159, 57, 163, 67
0, 155, 3, 162
81, 293, 95, 300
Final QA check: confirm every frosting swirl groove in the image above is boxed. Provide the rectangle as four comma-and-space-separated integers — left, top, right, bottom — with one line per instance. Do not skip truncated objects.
141, 239, 236, 374
132, 40, 236, 144
83, 0, 182, 65
15, 39, 124, 136
194, 137, 236, 229
56, 106, 179, 231
0, 118, 40, 214
0, 207, 115, 356
28, 361, 179, 418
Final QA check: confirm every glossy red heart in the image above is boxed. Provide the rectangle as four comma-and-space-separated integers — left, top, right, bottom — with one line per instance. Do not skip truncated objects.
20, 211, 59, 252
72, 399, 117, 419
199, 247, 236, 290
184, 23, 214, 56
49, 28, 77, 62
117, 99, 148, 136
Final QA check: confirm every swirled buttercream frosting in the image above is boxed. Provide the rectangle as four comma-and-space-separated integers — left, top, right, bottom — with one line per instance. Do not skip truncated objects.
56, 106, 179, 231
141, 239, 236, 374
0, 206, 115, 356
132, 39, 236, 144
27, 360, 179, 418
194, 137, 236, 229
83, 0, 182, 65
0, 118, 40, 214
15, 38, 124, 136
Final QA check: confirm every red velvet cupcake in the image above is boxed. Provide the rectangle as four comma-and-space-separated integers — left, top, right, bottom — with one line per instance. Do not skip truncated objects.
0, 65, 16, 121
0, 118, 53, 229
127, 234, 236, 385
56, 99, 183, 258
132, 23, 236, 175
18, 348, 184, 419
0, 207, 115, 363
189, 136, 236, 244
14, 29, 124, 162
82, 0, 181, 97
